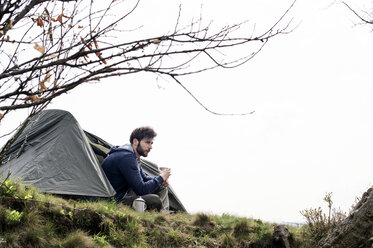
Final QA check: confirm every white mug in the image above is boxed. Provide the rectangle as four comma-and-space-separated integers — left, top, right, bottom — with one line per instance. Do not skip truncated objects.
132, 197, 147, 212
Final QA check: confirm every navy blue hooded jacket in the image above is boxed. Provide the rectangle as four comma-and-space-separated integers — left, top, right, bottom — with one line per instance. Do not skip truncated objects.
101, 144, 164, 200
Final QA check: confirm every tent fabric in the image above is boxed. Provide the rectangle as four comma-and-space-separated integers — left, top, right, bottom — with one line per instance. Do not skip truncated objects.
0, 109, 186, 212
0, 109, 116, 198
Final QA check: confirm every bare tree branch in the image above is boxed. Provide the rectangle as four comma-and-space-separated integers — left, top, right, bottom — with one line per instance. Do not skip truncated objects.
0, 0, 296, 161
343, 2, 373, 24
169, 74, 255, 116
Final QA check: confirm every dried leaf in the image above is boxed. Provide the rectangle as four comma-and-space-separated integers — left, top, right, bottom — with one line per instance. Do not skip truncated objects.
6, 19, 14, 29
4, 35, 10, 41
45, 70, 51, 82
0, 113, 3, 120
32, 95, 41, 102
34, 43, 45, 54
0, 30, 3, 34
68, 24, 72, 28
95, 51, 107, 64
37, 17, 44, 27
25, 95, 41, 103
78, 25, 83, 29
39, 81, 47, 92
93, 38, 99, 49
50, 54, 57, 58
56, 14, 63, 23
56, 14, 68, 24
51, 18, 57, 22
153, 39, 160, 44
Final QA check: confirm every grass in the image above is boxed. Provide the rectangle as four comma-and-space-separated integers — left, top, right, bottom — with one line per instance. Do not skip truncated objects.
0, 178, 318, 248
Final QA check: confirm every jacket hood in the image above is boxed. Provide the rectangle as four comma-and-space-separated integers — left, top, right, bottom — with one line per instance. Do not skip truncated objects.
108, 144, 134, 155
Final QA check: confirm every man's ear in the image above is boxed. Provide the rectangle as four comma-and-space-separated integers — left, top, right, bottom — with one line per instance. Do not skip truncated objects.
133, 138, 139, 146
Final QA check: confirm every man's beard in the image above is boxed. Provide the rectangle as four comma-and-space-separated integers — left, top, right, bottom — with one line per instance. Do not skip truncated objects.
137, 143, 148, 157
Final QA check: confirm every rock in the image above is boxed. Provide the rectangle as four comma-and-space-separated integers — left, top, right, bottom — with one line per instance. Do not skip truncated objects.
273, 224, 291, 248
318, 187, 373, 248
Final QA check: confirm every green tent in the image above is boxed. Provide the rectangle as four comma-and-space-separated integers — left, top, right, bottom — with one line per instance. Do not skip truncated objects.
0, 109, 186, 212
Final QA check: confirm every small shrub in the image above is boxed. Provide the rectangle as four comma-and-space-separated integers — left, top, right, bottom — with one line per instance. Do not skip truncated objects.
21, 209, 43, 227
107, 227, 148, 248
109, 214, 147, 247
300, 192, 346, 243
100, 218, 114, 236
147, 226, 169, 247
16, 185, 38, 200
5, 209, 23, 227
91, 200, 119, 216
23, 227, 48, 248
221, 233, 237, 248
231, 219, 274, 247
42, 221, 58, 243
232, 220, 251, 240
73, 208, 104, 233
154, 215, 167, 224
4, 232, 18, 247
251, 222, 273, 248
93, 233, 109, 246
0, 179, 17, 197
167, 229, 190, 247
126, 217, 140, 233
61, 230, 95, 248
193, 213, 217, 234
193, 213, 211, 226
289, 225, 313, 248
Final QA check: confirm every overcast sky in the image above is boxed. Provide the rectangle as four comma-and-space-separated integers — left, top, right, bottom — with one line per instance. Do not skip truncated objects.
3, 0, 373, 223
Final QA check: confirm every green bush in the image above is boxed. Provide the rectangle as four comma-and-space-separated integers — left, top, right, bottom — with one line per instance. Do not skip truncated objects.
61, 230, 95, 248
5, 209, 23, 226
221, 233, 237, 248
0, 179, 17, 197
93, 233, 109, 246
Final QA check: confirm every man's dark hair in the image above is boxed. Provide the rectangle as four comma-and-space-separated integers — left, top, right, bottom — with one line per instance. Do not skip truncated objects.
130, 126, 157, 144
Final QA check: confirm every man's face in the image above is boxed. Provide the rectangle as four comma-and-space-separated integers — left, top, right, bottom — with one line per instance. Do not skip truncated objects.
136, 137, 153, 157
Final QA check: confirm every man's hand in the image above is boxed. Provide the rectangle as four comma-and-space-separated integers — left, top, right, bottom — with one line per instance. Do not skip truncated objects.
159, 168, 171, 183
162, 180, 169, 187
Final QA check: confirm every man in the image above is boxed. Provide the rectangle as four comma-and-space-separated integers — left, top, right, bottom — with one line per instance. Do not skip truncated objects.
102, 126, 171, 212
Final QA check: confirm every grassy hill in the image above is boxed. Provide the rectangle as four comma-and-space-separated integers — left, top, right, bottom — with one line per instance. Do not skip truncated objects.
0, 178, 314, 248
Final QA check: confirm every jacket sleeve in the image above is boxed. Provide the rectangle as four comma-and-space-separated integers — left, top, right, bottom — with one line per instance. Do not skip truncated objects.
119, 155, 164, 196
140, 166, 153, 182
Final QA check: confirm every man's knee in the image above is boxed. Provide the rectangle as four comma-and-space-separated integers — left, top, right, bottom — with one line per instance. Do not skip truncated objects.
142, 194, 162, 211
158, 186, 168, 195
